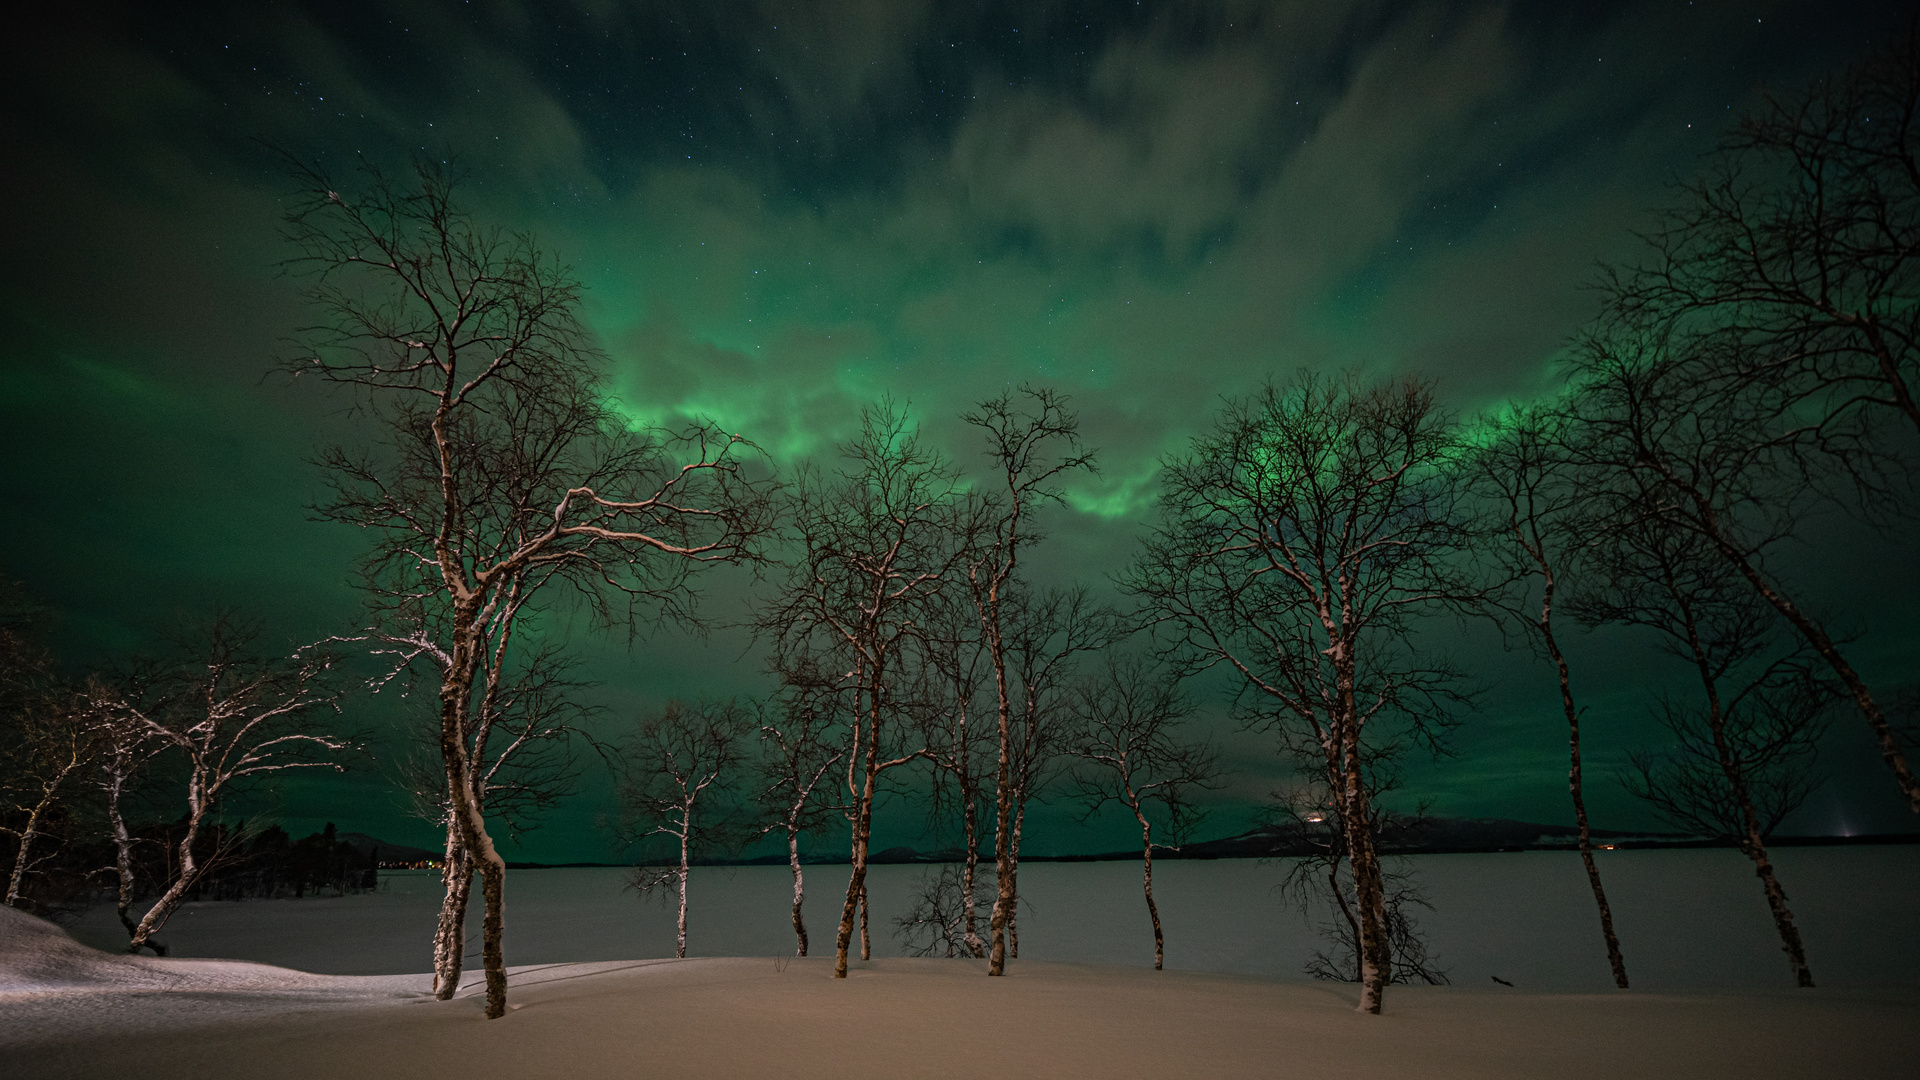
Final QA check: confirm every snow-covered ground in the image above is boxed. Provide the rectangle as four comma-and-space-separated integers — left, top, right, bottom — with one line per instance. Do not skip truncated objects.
57, 845, 1920, 991
8, 849, 1917, 1079
0, 901, 426, 1049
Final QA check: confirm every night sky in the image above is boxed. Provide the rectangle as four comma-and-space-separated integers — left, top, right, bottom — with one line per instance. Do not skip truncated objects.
3, 1, 1915, 862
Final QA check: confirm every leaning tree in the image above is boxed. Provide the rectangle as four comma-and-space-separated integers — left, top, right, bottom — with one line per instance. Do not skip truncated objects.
1572, 511, 1831, 988
279, 155, 774, 1018
1123, 371, 1478, 1015
1561, 325, 1917, 816
120, 614, 348, 955
1598, 28, 1920, 814
1466, 405, 1630, 989
1, 688, 100, 911
0, 579, 86, 913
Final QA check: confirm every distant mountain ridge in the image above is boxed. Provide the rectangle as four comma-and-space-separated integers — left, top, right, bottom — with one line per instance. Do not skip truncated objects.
336, 833, 441, 866
347, 819, 1920, 871
726, 818, 1919, 866
1073, 818, 1920, 860
1163, 817, 1686, 859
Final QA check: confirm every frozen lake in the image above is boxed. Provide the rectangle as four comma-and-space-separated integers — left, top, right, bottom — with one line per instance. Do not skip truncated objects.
65, 846, 1920, 992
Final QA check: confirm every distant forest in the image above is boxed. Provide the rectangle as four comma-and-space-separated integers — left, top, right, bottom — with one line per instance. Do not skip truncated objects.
7, 815, 376, 920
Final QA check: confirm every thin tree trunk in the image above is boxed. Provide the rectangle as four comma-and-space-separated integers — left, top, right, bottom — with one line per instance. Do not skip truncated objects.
859, 880, 870, 961
1741, 830, 1814, 988
676, 831, 691, 959
962, 788, 983, 957
1008, 798, 1027, 959
1683, 609, 1815, 988
128, 777, 210, 955
988, 698, 1014, 974
1666, 472, 1920, 814
107, 772, 138, 936
1537, 582, 1630, 989
1712, 700, 1815, 987
834, 702, 878, 978
4, 792, 56, 907
981, 529, 1025, 977
788, 826, 807, 956
432, 826, 471, 999
1331, 655, 1390, 1016
1136, 810, 1164, 970
1342, 728, 1389, 1014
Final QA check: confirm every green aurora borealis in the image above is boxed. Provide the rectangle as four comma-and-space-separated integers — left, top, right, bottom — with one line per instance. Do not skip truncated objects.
3, 1, 1916, 861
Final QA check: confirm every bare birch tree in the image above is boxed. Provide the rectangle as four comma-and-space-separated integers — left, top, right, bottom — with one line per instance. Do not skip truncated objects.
120, 615, 348, 955
1596, 29, 1920, 813
1563, 327, 1916, 816
88, 679, 166, 936
614, 699, 751, 959
916, 590, 995, 957
753, 403, 960, 978
279, 154, 773, 1017
1573, 517, 1829, 987
1067, 652, 1219, 970
402, 643, 590, 998
892, 862, 979, 958
960, 388, 1097, 976
1466, 406, 1630, 989
0, 579, 87, 912
1623, 682, 1831, 869
1122, 371, 1477, 1015
1272, 785, 1449, 987
998, 586, 1115, 959
754, 684, 846, 956
1603, 25, 1920, 445
2, 690, 101, 910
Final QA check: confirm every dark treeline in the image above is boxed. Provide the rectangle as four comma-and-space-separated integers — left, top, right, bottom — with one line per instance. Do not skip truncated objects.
0, 817, 375, 916
4, 29, 1915, 1020
166, 822, 377, 901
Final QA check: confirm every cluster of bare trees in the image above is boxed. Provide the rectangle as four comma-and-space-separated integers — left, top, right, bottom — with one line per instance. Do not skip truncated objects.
1517, 29, 1919, 994
6, 30, 1905, 1024
594, 396, 1222, 987
1, 605, 354, 955
1134, 31, 1920, 1012
267, 158, 1140, 1015
744, 394, 1140, 980
281, 23, 1911, 1017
